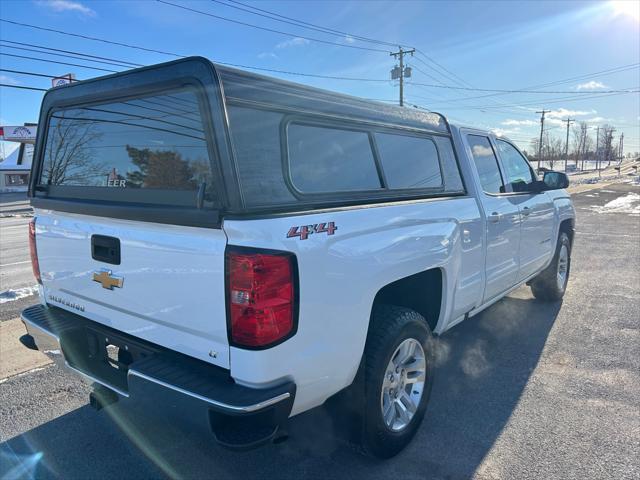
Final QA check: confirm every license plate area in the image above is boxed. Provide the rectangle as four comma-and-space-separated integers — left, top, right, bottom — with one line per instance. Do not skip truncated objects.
60, 326, 158, 394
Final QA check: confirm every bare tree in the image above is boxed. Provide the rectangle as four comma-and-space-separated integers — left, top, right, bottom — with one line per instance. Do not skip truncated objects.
571, 122, 593, 171
529, 138, 540, 162
43, 114, 105, 185
600, 125, 616, 167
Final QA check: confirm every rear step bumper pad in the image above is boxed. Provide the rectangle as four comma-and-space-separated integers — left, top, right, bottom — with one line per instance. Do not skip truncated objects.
21, 304, 296, 449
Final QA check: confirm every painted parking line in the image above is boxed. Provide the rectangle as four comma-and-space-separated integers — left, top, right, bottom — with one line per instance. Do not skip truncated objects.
0, 261, 31, 267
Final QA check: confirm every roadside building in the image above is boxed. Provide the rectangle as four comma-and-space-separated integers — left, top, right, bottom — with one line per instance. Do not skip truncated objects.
0, 125, 36, 193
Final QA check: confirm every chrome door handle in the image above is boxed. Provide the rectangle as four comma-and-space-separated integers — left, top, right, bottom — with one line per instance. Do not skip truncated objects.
488, 212, 502, 223
522, 206, 531, 217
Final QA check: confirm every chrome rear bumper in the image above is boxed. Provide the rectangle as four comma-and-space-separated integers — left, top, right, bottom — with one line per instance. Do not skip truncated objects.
21, 304, 295, 448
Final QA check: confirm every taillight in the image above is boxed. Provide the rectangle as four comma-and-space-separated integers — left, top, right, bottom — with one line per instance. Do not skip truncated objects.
29, 218, 42, 284
226, 249, 297, 348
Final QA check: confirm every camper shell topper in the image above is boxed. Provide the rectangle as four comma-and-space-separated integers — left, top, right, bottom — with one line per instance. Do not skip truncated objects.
30, 57, 462, 227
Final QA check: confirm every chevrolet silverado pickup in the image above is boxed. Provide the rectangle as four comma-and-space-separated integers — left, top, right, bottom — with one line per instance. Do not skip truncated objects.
21, 57, 575, 458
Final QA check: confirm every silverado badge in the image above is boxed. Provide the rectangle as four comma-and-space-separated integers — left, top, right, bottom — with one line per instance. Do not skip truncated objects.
93, 270, 124, 290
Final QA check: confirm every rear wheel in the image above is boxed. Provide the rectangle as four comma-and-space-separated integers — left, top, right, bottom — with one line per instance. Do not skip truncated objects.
359, 305, 434, 458
531, 232, 571, 301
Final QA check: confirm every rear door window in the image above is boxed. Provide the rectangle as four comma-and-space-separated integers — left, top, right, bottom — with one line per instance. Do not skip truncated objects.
467, 135, 504, 194
374, 132, 442, 189
287, 123, 381, 194
40, 88, 216, 207
496, 140, 536, 192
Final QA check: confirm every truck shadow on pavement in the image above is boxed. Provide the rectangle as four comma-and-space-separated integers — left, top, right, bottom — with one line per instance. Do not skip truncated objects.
2, 289, 561, 480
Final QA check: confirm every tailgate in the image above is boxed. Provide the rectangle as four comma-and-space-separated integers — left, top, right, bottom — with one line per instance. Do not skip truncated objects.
35, 211, 230, 368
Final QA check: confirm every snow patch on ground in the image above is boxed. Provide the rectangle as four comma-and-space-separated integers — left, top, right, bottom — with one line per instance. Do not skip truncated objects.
0, 212, 33, 218
0, 285, 38, 304
626, 177, 640, 186
589, 193, 640, 216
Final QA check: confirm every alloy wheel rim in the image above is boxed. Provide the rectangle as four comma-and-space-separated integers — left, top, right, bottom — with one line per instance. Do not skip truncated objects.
380, 338, 426, 432
557, 244, 569, 291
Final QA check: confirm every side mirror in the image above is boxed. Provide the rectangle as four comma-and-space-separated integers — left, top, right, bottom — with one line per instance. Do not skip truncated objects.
542, 171, 569, 190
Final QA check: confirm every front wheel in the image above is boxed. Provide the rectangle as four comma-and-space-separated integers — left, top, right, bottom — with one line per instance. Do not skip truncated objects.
531, 232, 571, 301
359, 305, 434, 458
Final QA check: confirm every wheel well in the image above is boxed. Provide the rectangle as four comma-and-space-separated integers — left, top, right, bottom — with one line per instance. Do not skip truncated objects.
372, 269, 442, 332
559, 218, 575, 246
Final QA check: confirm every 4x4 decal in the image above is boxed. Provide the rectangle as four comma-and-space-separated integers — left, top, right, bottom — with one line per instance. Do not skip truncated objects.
287, 222, 338, 240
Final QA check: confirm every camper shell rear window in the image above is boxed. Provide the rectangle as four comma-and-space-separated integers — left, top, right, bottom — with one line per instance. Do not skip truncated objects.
38, 86, 217, 209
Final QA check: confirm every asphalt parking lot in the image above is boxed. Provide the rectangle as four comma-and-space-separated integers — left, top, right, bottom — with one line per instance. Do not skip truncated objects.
1, 183, 638, 479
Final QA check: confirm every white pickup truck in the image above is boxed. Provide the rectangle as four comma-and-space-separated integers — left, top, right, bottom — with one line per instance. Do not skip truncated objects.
21, 57, 575, 458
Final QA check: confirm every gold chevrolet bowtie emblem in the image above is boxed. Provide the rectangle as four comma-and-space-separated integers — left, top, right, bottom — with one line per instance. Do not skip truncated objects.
92, 270, 124, 290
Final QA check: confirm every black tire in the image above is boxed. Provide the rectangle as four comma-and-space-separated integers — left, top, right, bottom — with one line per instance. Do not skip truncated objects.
531, 232, 571, 301
359, 304, 434, 458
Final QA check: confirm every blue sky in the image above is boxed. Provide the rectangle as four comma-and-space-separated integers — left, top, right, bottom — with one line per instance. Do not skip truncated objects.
1, 0, 639, 158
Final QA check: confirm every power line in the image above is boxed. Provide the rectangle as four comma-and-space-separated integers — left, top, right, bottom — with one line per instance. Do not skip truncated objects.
225, 0, 505, 112
426, 63, 640, 104
517, 63, 640, 91
0, 47, 392, 83
6, 18, 633, 102
406, 64, 452, 97
0, 83, 47, 91
0, 43, 141, 69
412, 50, 516, 110
0, 21, 398, 82
406, 80, 636, 95
212, 0, 405, 49
0, 68, 76, 80
429, 89, 639, 110
155, 0, 390, 53
23, 36, 614, 96
0, 52, 119, 73
406, 88, 536, 117
2, 18, 636, 119
413, 50, 636, 121
0, 39, 143, 67
0, 19, 182, 57
415, 50, 470, 88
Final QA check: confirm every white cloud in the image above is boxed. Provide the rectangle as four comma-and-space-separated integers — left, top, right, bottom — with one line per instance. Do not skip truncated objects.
576, 80, 608, 90
491, 128, 510, 137
545, 117, 565, 126
491, 127, 522, 137
0, 75, 19, 85
35, 0, 96, 17
501, 119, 537, 126
258, 52, 278, 60
546, 108, 596, 119
276, 37, 310, 49
472, 145, 494, 157
585, 116, 612, 123
344, 35, 356, 44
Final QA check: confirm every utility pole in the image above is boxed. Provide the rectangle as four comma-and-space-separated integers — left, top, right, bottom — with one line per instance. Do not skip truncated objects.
595, 126, 600, 176
607, 128, 616, 168
619, 133, 624, 161
563, 118, 574, 172
536, 110, 550, 170
390, 47, 415, 107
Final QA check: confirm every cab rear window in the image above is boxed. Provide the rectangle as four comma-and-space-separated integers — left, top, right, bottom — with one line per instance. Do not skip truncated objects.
40, 88, 216, 208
